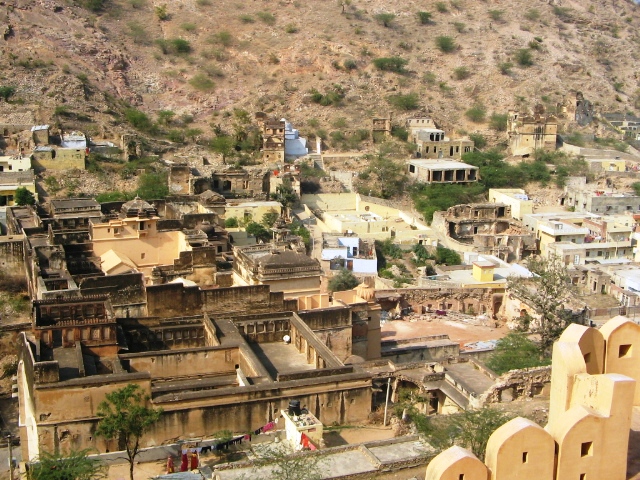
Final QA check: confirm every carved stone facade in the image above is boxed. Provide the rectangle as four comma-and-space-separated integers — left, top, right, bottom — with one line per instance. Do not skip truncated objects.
507, 105, 558, 156
432, 204, 537, 262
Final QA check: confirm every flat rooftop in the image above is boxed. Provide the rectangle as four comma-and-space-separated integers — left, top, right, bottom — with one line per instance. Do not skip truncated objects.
249, 342, 315, 378
382, 317, 508, 346
407, 159, 478, 170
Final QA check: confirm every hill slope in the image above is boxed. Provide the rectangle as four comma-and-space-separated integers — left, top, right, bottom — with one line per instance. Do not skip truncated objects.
2, 0, 640, 149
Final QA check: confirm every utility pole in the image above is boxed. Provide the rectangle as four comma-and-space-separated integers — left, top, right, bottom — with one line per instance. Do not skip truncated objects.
6, 432, 13, 480
383, 377, 391, 427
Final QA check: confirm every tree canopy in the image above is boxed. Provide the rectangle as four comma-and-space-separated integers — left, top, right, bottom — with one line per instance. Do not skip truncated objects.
486, 332, 550, 375
246, 221, 271, 243
507, 256, 577, 354
328, 268, 359, 292
96, 384, 162, 480
29, 448, 107, 480
413, 408, 513, 460
15, 187, 36, 205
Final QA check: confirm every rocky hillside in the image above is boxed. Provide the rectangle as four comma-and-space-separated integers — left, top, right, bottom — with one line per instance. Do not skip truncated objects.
2, 0, 640, 152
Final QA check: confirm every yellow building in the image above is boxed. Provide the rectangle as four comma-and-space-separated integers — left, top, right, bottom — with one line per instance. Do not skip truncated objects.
90, 198, 193, 282
224, 201, 282, 225
0, 170, 38, 205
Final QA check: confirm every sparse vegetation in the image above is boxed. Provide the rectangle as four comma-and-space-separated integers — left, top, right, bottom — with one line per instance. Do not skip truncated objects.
488, 9, 504, 22
417, 11, 432, 24
387, 92, 420, 110
489, 113, 508, 131
372, 56, 408, 73
309, 85, 346, 106
257, 11, 276, 25
189, 73, 215, 91
435, 2, 448, 13
374, 13, 395, 28
453, 66, 471, 80
0, 86, 16, 102
499, 62, 513, 75
435, 36, 456, 53
515, 48, 533, 67
465, 104, 487, 123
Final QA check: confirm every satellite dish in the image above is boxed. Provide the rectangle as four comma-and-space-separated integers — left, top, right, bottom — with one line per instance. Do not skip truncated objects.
283, 335, 291, 344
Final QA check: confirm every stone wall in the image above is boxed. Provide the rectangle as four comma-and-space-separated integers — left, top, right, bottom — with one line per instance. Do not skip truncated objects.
0, 235, 25, 276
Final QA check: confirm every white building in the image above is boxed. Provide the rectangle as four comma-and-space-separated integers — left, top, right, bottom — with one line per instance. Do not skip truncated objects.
283, 119, 308, 159
321, 233, 377, 274
0, 154, 31, 172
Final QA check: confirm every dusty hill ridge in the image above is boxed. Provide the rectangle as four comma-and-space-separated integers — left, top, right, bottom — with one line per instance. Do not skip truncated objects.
1, 0, 639, 148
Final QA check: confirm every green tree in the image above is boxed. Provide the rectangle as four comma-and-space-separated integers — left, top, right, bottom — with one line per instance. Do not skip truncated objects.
434, 246, 461, 265
261, 209, 280, 227
0, 85, 16, 101
124, 108, 153, 132
486, 333, 550, 374
465, 104, 487, 123
245, 442, 325, 480
15, 187, 35, 205
354, 154, 407, 199
209, 135, 236, 164
387, 92, 420, 110
136, 172, 169, 200
30, 448, 107, 480
96, 384, 162, 480
225, 217, 239, 228
375, 12, 395, 27
413, 408, 512, 460
489, 113, 508, 131
469, 133, 486, 149
328, 268, 359, 292
246, 222, 271, 243
507, 256, 576, 354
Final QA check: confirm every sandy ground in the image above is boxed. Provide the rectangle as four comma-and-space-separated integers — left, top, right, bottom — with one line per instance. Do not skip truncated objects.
382, 317, 509, 346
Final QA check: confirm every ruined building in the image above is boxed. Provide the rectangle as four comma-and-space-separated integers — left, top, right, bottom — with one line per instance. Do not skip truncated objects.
407, 116, 474, 161
507, 105, 558, 156
432, 204, 537, 262
425, 316, 640, 480
256, 113, 285, 162
17, 283, 377, 461
192, 166, 271, 200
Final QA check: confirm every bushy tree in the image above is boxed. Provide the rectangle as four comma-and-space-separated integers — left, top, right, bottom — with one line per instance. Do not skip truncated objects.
413, 408, 512, 460
261, 209, 280, 227
434, 246, 461, 265
507, 256, 576, 354
225, 217, 239, 228
387, 92, 420, 110
136, 172, 168, 200
354, 154, 407, 199
30, 448, 107, 480
374, 12, 395, 27
246, 222, 271, 242
486, 333, 550, 374
96, 384, 162, 480
328, 268, 359, 292
15, 187, 35, 205
372, 57, 408, 73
